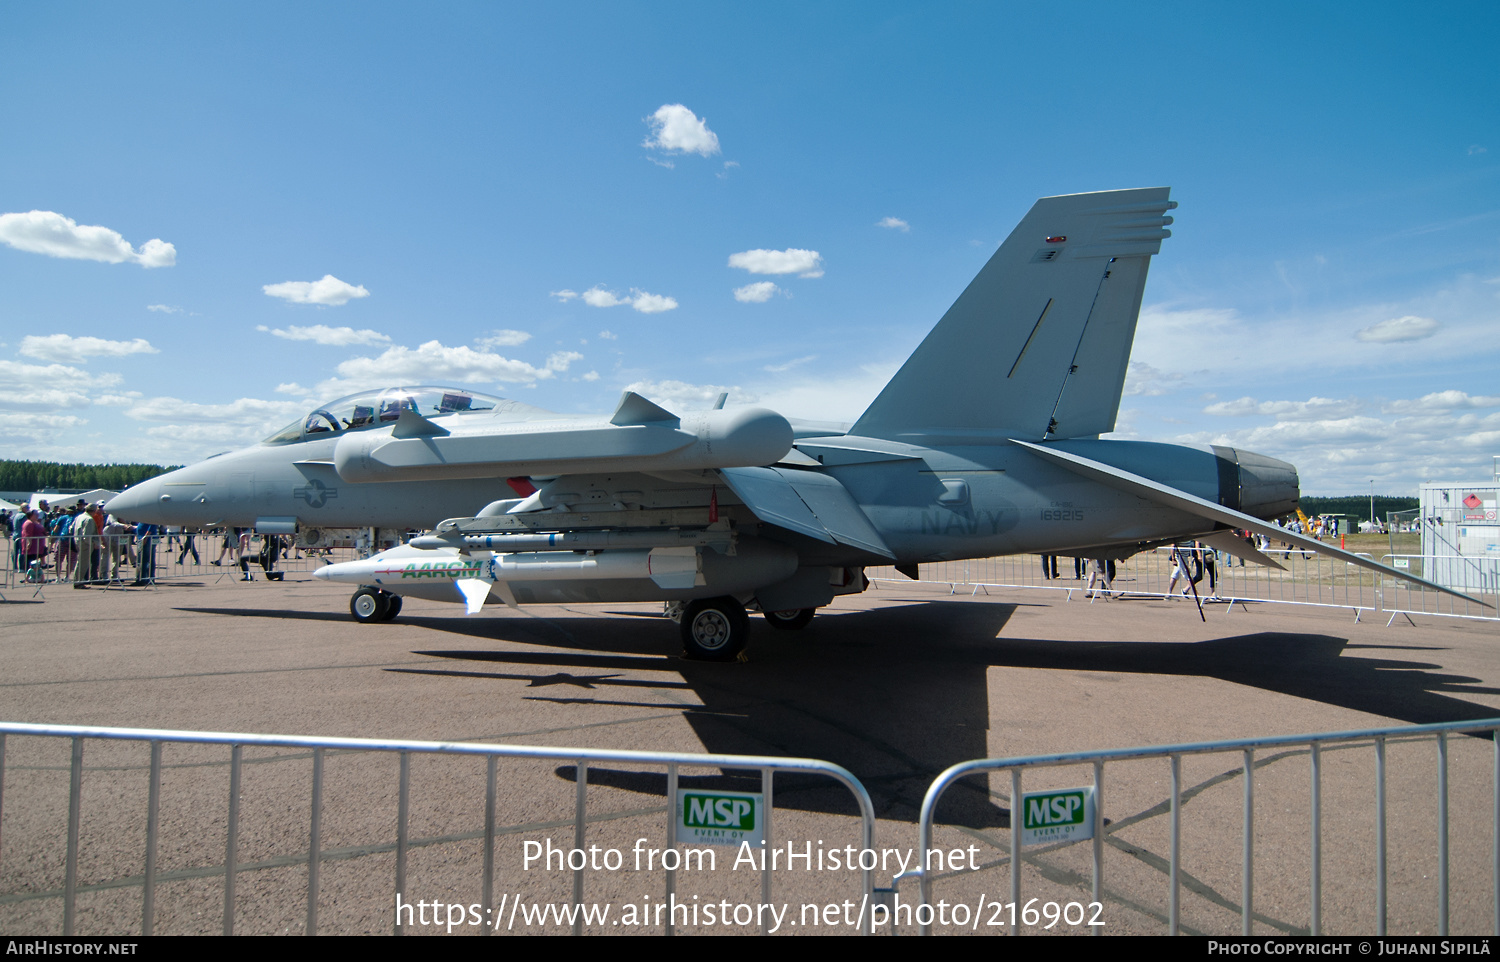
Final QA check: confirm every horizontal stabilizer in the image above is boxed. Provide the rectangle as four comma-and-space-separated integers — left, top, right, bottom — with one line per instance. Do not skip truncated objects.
719, 467, 895, 559
1011, 439, 1489, 607
1197, 529, 1286, 571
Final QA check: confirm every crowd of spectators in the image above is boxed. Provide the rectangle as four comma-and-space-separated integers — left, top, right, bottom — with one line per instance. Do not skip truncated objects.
4, 498, 303, 586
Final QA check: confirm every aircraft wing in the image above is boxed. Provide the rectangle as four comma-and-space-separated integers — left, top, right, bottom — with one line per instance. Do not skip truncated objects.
1011, 439, 1490, 607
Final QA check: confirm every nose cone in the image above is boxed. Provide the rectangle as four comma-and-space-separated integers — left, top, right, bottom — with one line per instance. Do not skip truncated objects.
105, 475, 167, 523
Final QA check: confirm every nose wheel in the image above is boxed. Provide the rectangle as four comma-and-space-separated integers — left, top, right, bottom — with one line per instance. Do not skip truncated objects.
350, 587, 402, 623
680, 597, 749, 661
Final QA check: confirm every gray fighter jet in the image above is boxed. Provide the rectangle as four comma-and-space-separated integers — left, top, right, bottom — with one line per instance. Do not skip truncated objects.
108, 188, 1473, 659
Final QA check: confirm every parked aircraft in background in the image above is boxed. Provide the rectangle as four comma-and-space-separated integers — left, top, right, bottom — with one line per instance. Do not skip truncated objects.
108, 188, 1477, 659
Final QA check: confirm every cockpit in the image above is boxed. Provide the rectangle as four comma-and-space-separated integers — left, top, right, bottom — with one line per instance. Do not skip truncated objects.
263, 386, 511, 444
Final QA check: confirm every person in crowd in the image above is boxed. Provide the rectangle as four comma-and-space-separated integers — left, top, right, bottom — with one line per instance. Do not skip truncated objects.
211, 526, 237, 566
1039, 553, 1058, 580
258, 533, 285, 581
20, 509, 48, 581
70, 504, 99, 587
134, 521, 159, 586
176, 527, 200, 565
1086, 557, 1115, 599
103, 516, 134, 581
1167, 542, 1193, 596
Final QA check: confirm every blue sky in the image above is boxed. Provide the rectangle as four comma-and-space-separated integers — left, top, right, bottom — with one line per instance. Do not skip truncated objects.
2, 2, 1497, 493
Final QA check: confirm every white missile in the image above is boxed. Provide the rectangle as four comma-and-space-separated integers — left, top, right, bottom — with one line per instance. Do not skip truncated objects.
333, 392, 793, 484
316, 543, 701, 589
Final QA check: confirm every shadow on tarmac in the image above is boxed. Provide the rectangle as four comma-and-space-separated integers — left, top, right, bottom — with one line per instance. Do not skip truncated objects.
182, 598, 1500, 826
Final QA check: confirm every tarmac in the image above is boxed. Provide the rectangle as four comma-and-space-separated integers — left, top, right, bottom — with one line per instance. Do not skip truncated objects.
2, 569, 1498, 936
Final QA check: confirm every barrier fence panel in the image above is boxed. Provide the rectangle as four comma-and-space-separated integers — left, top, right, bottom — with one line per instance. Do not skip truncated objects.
0, 722, 876, 936
871, 545, 1384, 616
1380, 554, 1500, 624
903, 718, 1500, 936
3, 530, 367, 591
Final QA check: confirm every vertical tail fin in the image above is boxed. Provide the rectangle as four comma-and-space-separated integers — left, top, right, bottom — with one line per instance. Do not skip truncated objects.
849, 188, 1174, 442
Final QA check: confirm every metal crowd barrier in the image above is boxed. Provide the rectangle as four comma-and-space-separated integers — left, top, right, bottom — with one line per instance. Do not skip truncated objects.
906, 718, 1500, 936
2, 531, 363, 591
0, 722, 876, 936
1379, 554, 1500, 625
871, 545, 1500, 624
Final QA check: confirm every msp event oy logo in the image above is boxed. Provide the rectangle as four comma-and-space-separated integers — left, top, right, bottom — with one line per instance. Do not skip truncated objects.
680, 790, 763, 846
1021, 787, 1096, 846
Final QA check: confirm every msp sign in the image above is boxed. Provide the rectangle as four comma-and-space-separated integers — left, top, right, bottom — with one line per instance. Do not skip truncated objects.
678, 790, 764, 846
1021, 787, 1096, 846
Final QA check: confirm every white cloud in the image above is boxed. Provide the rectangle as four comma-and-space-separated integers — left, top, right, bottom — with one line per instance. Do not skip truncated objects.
750, 362, 901, 424
476, 329, 532, 349
262, 274, 370, 306
545, 351, 584, 372
93, 392, 142, 406
647, 157, 676, 170
1203, 396, 1364, 420
0, 360, 122, 412
642, 104, 721, 157
763, 355, 816, 373
1381, 390, 1500, 415
581, 371, 600, 382
120, 395, 310, 451
629, 291, 678, 314
146, 304, 182, 314
598, 330, 618, 340
274, 383, 309, 396
734, 281, 781, 303
1469, 145, 1488, 156
19, 334, 159, 363
1121, 361, 1184, 397
255, 324, 391, 346
717, 161, 740, 180
625, 379, 754, 409
315, 341, 557, 396
578, 285, 678, 313
0, 210, 176, 267
728, 248, 824, 278
0, 412, 87, 441
0, 387, 95, 412
877, 217, 910, 232
1355, 315, 1440, 343
551, 289, 578, 302
582, 286, 629, 308
125, 395, 307, 426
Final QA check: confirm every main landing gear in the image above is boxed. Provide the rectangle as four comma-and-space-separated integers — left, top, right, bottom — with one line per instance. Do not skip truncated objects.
762, 607, 816, 630
678, 597, 750, 662
349, 586, 402, 623
668, 598, 820, 660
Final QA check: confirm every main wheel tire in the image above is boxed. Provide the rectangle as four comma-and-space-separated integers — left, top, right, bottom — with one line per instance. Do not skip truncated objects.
680, 597, 749, 661
377, 593, 403, 621
350, 587, 389, 623
763, 607, 816, 630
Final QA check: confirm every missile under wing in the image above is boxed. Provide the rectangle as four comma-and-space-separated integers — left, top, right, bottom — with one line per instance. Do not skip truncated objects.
110, 188, 1482, 660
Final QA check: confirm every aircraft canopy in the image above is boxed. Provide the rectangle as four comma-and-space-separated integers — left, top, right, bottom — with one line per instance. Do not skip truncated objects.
262, 386, 534, 444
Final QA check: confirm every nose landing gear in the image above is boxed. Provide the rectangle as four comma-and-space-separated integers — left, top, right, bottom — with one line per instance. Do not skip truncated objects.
350, 586, 402, 623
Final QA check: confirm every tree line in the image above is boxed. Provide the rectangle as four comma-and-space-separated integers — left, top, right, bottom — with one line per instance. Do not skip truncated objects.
1298, 495, 1418, 523
0, 460, 179, 493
